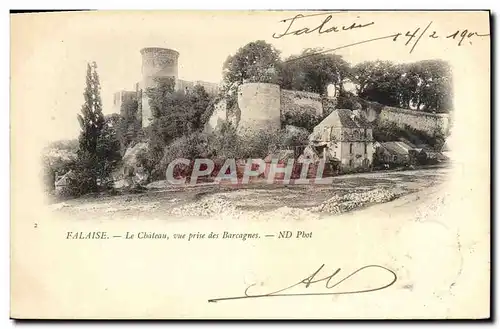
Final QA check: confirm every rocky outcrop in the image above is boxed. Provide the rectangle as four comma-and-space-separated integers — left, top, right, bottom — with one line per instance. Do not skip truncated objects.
113, 142, 149, 188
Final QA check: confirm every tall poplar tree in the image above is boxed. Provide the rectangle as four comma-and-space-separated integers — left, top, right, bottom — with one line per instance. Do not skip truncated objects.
76, 61, 106, 192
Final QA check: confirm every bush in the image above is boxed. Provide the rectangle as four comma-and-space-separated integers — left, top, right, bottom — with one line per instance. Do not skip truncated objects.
373, 121, 445, 149
282, 111, 322, 132
154, 132, 212, 180
237, 129, 284, 159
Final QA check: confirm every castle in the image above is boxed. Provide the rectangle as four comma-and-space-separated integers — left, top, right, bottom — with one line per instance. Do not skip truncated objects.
205, 82, 450, 139
204, 82, 451, 171
112, 47, 219, 127
113, 47, 451, 172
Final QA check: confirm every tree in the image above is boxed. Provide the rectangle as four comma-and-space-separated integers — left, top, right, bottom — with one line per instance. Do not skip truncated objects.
74, 62, 120, 194
403, 60, 452, 113
351, 60, 453, 112
145, 79, 213, 177
222, 40, 281, 92
95, 114, 122, 187
280, 49, 350, 95
351, 60, 403, 107
75, 62, 106, 192
186, 85, 212, 130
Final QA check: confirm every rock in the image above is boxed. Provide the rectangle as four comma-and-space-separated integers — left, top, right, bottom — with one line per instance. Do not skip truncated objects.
310, 188, 402, 214
114, 142, 149, 188
171, 195, 238, 217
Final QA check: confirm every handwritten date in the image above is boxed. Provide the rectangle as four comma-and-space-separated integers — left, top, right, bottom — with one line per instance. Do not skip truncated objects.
272, 12, 490, 60
393, 21, 489, 53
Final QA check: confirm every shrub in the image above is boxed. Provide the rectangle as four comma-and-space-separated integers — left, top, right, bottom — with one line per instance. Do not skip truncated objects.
282, 111, 322, 132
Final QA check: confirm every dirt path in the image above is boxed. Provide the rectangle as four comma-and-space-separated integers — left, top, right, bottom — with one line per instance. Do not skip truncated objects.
48, 167, 451, 221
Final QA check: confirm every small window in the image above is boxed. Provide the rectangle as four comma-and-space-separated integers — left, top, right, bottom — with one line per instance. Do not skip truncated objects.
350, 143, 353, 154
349, 160, 353, 167
393, 155, 397, 162
364, 129, 368, 138
364, 144, 367, 154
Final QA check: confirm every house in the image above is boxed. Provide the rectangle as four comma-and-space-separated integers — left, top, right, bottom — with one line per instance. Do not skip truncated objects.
398, 138, 417, 149
376, 141, 414, 166
413, 143, 448, 163
440, 141, 451, 161
309, 109, 374, 172
55, 170, 77, 196
441, 140, 450, 154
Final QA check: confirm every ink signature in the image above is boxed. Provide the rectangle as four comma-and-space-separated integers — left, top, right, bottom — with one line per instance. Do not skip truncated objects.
208, 264, 397, 303
273, 12, 490, 61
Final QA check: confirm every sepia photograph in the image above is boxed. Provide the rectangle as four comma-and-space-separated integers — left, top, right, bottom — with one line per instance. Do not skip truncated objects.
42, 16, 453, 221
10, 10, 490, 319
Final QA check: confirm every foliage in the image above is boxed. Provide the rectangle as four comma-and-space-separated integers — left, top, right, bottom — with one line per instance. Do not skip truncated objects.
117, 98, 141, 154
95, 115, 122, 184
70, 62, 121, 196
74, 62, 106, 193
336, 92, 362, 110
207, 121, 240, 159
160, 132, 212, 170
373, 121, 445, 149
351, 60, 452, 113
280, 49, 350, 95
222, 40, 281, 92
282, 110, 323, 132
400, 60, 452, 113
145, 79, 212, 169
281, 126, 310, 147
221, 41, 452, 114
47, 139, 79, 152
351, 61, 403, 107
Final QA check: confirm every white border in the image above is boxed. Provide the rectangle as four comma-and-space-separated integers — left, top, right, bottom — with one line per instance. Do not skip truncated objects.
4, 1, 498, 327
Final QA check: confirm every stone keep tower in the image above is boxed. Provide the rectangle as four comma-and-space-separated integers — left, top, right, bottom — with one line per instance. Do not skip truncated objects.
140, 47, 179, 127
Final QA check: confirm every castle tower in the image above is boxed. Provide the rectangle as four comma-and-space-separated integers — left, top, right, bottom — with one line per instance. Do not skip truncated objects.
140, 47, 179, 127
237, 83, 281, 134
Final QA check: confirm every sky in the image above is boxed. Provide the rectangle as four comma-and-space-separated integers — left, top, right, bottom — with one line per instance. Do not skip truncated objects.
11, 11, 490, 142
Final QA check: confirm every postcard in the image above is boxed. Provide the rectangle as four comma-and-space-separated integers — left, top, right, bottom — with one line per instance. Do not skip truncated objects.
10, 10, 490, 319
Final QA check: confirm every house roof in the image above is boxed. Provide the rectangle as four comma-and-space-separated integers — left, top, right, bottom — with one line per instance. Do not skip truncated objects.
393, 141, 415, 153
338, 109, 373, 128
55, 170, 76, 186
398, 138, 417, 149
316, 109, 372, 129
441, 141, 450, 152
381, 142, 411, 156
415, 144, 438, 153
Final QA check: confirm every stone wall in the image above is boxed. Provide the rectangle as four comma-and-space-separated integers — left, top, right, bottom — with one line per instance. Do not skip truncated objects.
204, 82, 450, 139
280, 89, 323, 118
378, 106, 450, 137
113, 90, 137, 116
